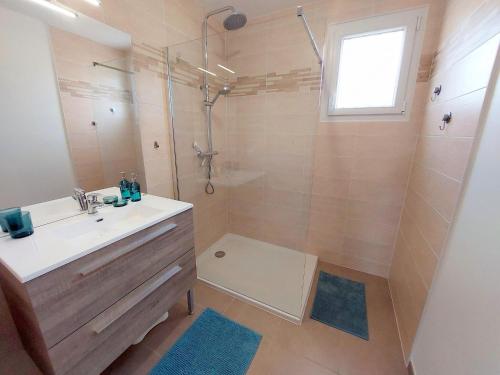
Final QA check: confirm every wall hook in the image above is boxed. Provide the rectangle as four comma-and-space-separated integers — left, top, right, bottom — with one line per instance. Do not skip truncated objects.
440, 112, 452, 131
431, 85, 442, 102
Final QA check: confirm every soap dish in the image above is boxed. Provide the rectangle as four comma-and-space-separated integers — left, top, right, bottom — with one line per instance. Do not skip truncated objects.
113, 199, 128, 207
103, 195, 118, 204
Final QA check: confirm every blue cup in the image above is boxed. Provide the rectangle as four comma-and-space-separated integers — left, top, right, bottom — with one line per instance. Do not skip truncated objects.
0, 207, 21, 233
1, 209, 34, 239
13, 212, 34, 238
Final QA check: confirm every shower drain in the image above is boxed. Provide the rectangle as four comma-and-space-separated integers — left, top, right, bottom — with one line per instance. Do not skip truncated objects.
214, 251, 226, 258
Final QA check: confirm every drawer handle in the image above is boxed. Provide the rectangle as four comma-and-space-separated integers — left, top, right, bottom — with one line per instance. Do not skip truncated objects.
78, 223, 178, 276
91, 265, 182, 334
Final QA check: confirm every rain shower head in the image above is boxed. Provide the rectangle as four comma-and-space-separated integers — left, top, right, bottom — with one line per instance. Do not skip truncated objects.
202, 7, 247, 88
223, 11, 247, 30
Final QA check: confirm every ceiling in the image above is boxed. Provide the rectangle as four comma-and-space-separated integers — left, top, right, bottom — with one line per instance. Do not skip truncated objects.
201, 0, 318, 19
0, 0, 131, 49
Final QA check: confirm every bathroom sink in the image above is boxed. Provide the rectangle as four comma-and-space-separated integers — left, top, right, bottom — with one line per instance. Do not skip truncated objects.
52, 203, 163, 241
0, 187, 193, 283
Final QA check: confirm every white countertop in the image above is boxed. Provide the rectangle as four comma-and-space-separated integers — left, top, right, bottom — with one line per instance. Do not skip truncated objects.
0, 188, 193, 283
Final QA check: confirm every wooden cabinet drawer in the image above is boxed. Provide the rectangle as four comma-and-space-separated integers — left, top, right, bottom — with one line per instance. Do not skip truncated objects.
26, 209, 193, 349
49, 249, 196, 375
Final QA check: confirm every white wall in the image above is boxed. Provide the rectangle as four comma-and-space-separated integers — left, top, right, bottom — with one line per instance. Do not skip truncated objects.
411, 43, 500, 374
0, 6, 75, 207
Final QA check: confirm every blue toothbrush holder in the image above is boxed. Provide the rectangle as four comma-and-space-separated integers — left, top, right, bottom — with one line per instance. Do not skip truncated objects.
0, 208, 34, 239
0, 207, 21, 233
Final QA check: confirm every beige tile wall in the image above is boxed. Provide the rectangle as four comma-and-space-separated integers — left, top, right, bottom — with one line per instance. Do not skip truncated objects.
225, 0, 445, 277
389, 0, 500, 362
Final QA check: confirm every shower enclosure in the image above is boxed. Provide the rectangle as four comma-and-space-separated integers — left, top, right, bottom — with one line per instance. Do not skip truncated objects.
165, 7, 323, 322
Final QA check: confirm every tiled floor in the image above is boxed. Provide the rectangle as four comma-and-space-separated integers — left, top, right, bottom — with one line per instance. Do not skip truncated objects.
103, 261, 407, 375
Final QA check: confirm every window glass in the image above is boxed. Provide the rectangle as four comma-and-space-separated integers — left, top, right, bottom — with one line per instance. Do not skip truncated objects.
335, 28, 406, 109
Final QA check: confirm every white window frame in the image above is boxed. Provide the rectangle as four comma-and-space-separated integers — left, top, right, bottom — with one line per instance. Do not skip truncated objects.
321, 7, 427, 122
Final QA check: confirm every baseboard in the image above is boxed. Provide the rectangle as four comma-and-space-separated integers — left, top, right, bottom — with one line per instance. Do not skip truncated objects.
387, 281, 409, 363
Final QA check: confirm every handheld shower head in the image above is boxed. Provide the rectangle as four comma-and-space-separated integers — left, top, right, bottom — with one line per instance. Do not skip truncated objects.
219, 84, 231, 95
207, 84, 231, 106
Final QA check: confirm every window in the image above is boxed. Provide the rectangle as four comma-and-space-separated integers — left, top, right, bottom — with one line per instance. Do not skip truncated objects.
322, 8, 426, 120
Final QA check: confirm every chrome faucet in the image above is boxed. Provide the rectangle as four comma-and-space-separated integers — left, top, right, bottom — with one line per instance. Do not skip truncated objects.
72, 188, 88, 211
193, 141, 218, 167
86, 193, 103, 215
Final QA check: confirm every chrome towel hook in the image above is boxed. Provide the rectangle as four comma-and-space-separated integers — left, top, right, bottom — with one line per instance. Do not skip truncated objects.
431, 85, 442, 101
440, 112, 452, 130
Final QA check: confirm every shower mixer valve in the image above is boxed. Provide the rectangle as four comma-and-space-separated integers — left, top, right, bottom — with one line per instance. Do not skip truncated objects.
193, 142, 218, 167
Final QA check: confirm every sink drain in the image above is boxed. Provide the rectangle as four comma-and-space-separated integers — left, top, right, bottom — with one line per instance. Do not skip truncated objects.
214, 251, 226, 258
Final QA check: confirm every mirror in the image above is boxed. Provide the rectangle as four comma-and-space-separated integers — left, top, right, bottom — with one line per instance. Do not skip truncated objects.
50, 27, 145, 193
0, 2, 145, 211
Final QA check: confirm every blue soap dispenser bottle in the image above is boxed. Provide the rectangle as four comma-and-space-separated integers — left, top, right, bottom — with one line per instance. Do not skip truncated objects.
130, 173, 141, 202
119, 172, 131, 200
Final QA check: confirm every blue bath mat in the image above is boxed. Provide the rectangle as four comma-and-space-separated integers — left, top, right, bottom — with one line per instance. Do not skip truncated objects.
311, 271, 369, 340
150, 308, 262, 375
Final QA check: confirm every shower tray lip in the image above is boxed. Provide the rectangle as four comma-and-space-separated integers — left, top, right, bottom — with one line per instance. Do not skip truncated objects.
197, 255, 318, 325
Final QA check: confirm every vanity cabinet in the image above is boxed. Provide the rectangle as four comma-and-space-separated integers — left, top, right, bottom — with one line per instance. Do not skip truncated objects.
0, 209, 196, 375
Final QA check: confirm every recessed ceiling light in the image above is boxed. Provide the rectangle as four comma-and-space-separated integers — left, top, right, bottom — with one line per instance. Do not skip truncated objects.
197, 67, 217, 77
83, 0, 101, 6
217, 64, 235, 74
27, 0, 77, 18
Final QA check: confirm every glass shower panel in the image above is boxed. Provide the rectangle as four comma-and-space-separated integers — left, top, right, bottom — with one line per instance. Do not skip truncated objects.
91, 55, 146, 191
166, 18, 319, 320
166, 33, 230, 250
